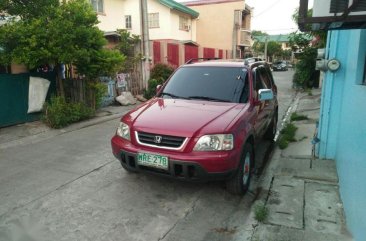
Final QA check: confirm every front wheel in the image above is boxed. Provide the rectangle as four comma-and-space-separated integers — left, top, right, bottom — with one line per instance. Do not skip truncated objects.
226, 143, 253, 195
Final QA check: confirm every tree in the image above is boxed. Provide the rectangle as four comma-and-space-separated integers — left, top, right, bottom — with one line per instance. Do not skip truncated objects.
251, 30, 269, 37
252, 40, 282, 61
0, 0, 60, 19
114, 29, 141, 72
0, 0, 125, 96
289, 8, 326, 89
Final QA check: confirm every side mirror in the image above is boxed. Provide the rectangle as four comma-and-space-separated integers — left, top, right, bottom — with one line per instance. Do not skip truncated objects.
258, 89, 274, 101
156, 85, 162, 95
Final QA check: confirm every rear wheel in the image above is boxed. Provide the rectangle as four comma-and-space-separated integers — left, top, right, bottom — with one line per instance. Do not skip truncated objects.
226, 143, 253, 195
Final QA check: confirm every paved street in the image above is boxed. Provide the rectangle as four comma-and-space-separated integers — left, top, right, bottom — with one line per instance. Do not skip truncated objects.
0, 71, 295, 241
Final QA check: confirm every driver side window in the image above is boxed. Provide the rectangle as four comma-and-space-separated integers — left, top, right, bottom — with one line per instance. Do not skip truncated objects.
254, 67, 268, 99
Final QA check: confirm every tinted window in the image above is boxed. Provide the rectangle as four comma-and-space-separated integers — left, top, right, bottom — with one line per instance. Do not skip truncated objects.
162, 66, 248, 103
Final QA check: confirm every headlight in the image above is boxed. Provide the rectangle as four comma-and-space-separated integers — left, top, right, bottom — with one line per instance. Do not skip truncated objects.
193, 134, 234, 151
116, 122, 130, 140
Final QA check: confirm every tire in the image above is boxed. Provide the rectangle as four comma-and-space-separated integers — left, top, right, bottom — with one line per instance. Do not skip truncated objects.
226, 143, 253, 195
264, 111, 278, 141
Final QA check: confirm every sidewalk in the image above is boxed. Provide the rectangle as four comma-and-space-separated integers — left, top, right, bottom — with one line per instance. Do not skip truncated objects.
246, 89, 353, 241
0, 104, 138, 150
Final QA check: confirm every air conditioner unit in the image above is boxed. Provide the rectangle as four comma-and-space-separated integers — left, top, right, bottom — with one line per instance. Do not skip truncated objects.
313, 0, 366, 17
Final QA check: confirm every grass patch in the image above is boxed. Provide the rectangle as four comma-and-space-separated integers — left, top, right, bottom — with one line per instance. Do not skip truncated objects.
254, 203, 268, 222
307, 89, 313, 96
278, 123, 298, 149
290, 112, 308, 122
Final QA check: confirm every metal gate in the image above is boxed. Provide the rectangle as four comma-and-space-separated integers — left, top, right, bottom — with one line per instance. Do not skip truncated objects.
203, 48, 215, 58
153, 41, 161, 64
0, 72, 56, 127
167, 43, 179, 68
184, 45, 198, 63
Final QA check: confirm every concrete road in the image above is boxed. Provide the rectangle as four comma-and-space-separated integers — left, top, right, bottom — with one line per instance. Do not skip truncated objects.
0, 70, 295, 241
273, 69, 297, 132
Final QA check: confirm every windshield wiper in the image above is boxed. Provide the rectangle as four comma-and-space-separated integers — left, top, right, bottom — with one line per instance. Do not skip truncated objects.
187, 96, 230, 102
160, 92, 188, 99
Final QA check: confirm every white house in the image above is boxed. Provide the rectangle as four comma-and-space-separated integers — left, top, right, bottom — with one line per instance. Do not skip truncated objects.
90, 0, 199, 42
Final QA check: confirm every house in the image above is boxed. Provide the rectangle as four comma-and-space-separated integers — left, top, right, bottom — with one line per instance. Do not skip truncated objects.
297, 0, 366, 240
184, 0, 252, 58
90, 0, 199, 42
316, 29, 366, 241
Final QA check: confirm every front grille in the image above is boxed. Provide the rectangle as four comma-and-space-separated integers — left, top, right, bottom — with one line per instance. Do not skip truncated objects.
136, 131, 186, 149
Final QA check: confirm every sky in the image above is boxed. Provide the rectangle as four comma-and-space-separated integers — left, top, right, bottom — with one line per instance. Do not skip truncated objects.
176, 0, 314, 35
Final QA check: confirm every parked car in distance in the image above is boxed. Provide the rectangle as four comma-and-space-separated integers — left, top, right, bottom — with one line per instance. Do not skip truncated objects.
272, 60, 288, 71
245, 57, 263, 64
111, 59, 278, 195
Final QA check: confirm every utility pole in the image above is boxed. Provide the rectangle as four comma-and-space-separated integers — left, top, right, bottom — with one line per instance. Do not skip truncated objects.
264, 36, 269, 62
140, 0, 150, 90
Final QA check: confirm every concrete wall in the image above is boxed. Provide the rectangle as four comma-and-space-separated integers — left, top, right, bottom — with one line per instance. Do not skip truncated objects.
121, 0, 142, 36
187, 0, 244, 50
169, 10, 197, 42
317, 29, 366, 241
96, 0, 125, 32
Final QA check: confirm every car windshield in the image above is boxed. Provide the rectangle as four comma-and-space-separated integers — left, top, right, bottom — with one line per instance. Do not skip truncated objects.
274, 61, 284, 64
161, 66, 248, 103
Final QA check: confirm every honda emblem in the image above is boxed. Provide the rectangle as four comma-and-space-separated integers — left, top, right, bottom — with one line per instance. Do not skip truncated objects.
154, 136, 162, 144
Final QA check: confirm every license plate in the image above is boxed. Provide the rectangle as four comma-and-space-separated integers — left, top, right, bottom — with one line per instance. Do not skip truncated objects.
137, 152, 169, 170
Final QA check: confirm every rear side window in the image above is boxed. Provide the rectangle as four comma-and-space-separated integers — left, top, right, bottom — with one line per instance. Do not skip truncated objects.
162, 66, 248, 103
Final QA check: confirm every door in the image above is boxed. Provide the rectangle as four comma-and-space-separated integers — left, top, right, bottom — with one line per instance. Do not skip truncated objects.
253, 67, 273, 138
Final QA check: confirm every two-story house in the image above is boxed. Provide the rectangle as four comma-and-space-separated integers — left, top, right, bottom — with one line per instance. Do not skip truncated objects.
183, 0, 252, 58
91, 0, 199, 42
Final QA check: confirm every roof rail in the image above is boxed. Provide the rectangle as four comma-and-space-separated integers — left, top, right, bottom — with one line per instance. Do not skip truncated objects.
185, 58, 221, 64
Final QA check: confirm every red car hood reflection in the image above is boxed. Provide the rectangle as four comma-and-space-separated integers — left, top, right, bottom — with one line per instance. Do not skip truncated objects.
128, 98, 245, 137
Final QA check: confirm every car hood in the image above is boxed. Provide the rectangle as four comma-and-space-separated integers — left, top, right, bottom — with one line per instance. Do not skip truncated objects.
125, 98, 246, 137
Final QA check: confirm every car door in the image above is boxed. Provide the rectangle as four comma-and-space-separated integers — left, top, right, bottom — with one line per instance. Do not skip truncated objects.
253, 66, 269, 138
259, 66, 276, 131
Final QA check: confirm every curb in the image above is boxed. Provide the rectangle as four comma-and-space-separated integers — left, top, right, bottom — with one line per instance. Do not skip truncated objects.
0, 112, 124, 150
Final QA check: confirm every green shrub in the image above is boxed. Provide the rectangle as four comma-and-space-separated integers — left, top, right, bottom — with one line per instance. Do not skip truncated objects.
278, 123, 298, 149
254, 202, 268, 222
150, 63, 174, 81
144, 63, 174, 99
88, 82, 108, 109
42, 96, 94, 128
290, 112, 308, 121
293, 47, 317, 89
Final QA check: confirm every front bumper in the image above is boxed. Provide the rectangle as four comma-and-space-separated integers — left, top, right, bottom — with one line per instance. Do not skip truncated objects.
111, 136, 239, 181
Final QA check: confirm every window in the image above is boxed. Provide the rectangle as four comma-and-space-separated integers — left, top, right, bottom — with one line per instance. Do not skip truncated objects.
148, 13, 159, 28
254, 67, 270, 99
90, 0, 104, 13
162, 67, 248, 103
179, 16, 189, 31
125, 15, 132, 29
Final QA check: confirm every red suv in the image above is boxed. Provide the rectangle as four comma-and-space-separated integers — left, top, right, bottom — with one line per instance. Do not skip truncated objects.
111, 59, 278, 195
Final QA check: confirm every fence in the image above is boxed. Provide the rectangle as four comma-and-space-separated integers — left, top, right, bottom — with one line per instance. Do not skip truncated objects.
152, 40, 231, 67
0, 72, 57, 127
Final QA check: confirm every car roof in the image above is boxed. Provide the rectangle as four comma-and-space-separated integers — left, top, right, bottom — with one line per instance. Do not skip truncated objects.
182, 59, 269, 69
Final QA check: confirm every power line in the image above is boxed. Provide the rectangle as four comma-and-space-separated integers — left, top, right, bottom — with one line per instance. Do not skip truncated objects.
256, 27, 298, 32
252, 0, 283, 18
